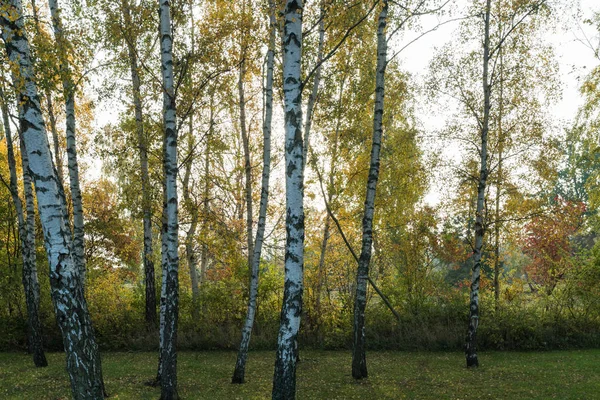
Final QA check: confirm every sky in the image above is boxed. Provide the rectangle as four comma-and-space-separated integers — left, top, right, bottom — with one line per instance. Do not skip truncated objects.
391, 0, 600, 206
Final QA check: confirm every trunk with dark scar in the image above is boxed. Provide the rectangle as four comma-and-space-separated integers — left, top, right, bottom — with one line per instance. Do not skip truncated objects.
352, 0, 388, 380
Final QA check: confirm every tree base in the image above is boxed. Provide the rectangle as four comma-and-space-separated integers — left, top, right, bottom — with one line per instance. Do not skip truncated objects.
466, 356, 479, 368
231, 371, 245, 384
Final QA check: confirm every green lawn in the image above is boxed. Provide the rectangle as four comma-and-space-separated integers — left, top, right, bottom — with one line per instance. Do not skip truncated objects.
0, 350, 599, 399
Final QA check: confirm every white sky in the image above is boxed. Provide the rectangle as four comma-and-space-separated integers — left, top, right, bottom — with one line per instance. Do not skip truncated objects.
391, 0, 600, 206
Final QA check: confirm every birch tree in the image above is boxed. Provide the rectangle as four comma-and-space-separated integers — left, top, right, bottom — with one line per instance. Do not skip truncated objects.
232, 0, 276, 385
0, 83, 47, 367
461, 0, 549, 368
47, 0, 87, 283
157, 0, 180, 396
272, 0, 304, 398
351, 0, 388, 380
463, 0, 493, 369
426, 0, 552, 368
121, 0, 158, 330
0, 0, 105, 397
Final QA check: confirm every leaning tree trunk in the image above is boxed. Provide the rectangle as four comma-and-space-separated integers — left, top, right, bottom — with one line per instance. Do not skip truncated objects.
272, 1, 304, 399
122, 0, 158, 330
0, 2, 104, 398
48, 0, 86, 284
465, 0, 492, 369
0, 84, 47, 368
157, 0, 180, 397
232, 0, 276, 384
352, 0, 388, 380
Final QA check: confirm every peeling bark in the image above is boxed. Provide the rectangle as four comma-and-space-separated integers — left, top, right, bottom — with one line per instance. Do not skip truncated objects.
0, 1, 104, 397
232, 0, 276, 384
0, 84, 47, 368
272, 1, 304, 399
352, 0, 388, 380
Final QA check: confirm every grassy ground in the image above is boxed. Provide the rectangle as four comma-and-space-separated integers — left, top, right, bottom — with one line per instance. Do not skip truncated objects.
0, 350, 599, 399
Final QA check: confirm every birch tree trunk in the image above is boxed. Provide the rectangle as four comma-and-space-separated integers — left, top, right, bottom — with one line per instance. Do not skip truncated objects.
0, 2, 104, 397
352, 0, 388, 380
465, 0, 492, 369
158, 0, 180, 396
272, 1, 304, 398
232, 0, 276, 384
48, 0, 86, 284
122, 0, 158, 330
0, 84, 47, 368
31, 0, 64, 188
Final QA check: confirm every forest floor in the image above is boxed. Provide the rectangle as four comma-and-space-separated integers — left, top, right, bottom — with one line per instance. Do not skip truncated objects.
0, 349, 599, 399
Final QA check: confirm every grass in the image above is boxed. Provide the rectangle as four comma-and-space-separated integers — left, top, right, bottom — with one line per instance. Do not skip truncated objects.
0, 350, 599, 399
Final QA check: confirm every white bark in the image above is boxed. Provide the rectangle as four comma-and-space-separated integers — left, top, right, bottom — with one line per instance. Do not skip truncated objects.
0, 1, 104, 397
48, 0, 86, 284
0, 84, 47, 367
232, 0, 276, 384
31, 0, 64, 189
272, 1, 304, 399
157, 0, 180, 396
466, 0, 492, 369
352, 0, 388, 380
